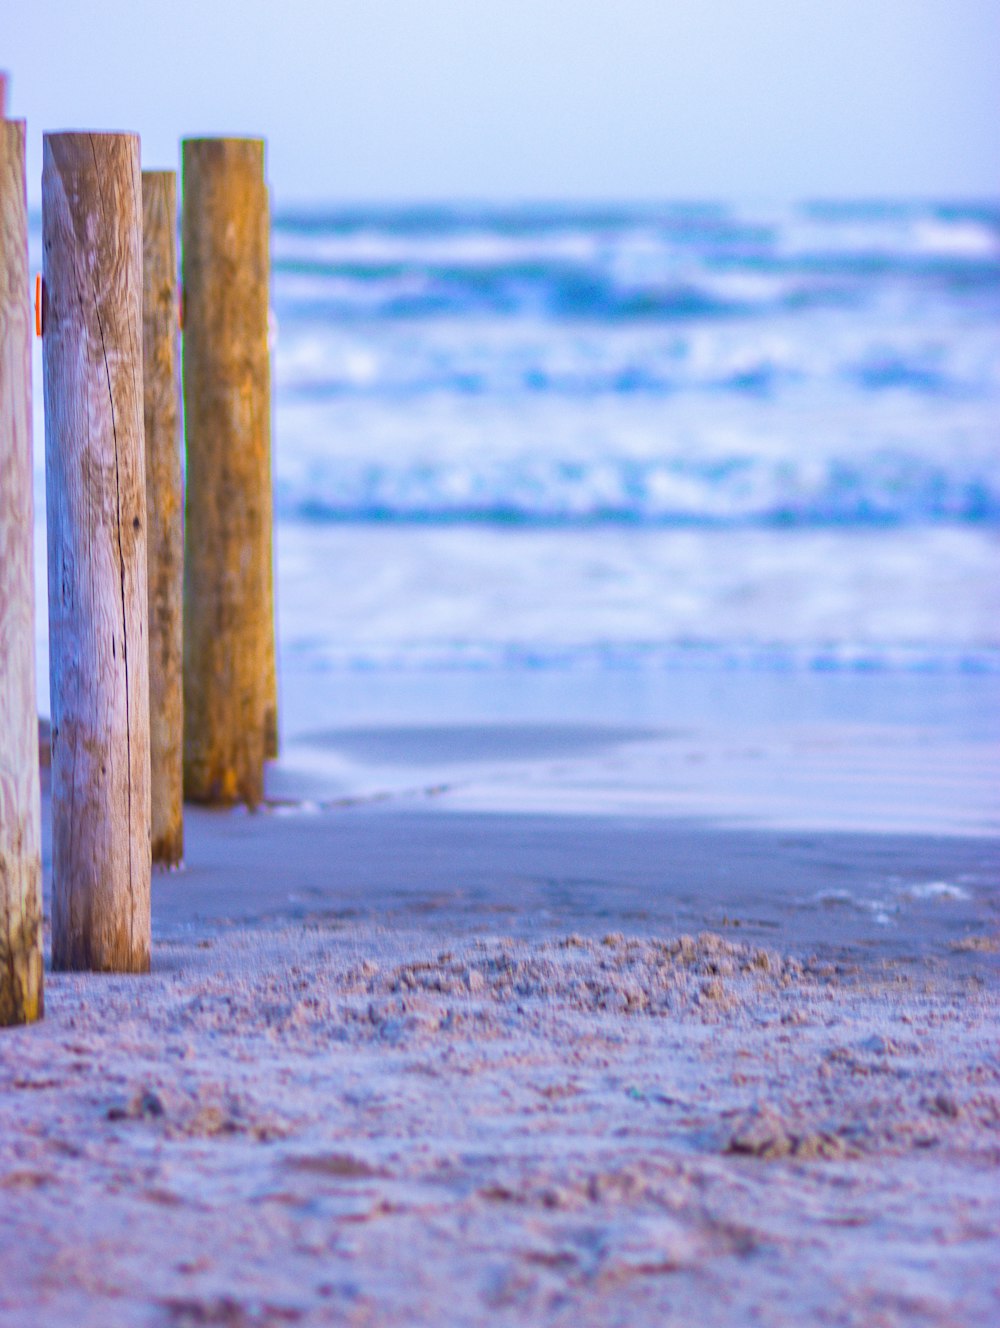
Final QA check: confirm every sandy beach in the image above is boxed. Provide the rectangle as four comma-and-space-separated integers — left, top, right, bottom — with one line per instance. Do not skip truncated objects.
6, 10, 998, 1320
1, 683, 998, 1328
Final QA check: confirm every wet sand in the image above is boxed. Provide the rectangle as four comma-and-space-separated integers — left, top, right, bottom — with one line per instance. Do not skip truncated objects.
2, 700, 998, 1326
162, 802, 1000, 966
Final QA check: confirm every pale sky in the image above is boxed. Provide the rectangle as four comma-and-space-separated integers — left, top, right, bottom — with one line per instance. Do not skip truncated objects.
3, 0, 998, 205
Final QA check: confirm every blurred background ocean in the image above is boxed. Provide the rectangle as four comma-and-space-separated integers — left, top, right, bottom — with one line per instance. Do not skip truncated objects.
12, 0, 1000, 799
28, 200, 1000, 711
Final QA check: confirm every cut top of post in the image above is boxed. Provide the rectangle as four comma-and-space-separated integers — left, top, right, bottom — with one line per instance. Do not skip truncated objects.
43, 129, 142, 179
182, 138, 267, 169
44, 129, 140, 143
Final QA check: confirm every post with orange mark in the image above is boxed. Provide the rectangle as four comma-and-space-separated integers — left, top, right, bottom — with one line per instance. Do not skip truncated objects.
0, 109, 45, 1023
42, 133, 151, 972
181, 138, 272, 806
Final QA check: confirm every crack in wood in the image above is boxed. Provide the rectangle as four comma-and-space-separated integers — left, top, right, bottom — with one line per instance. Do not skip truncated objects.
89, 135, 136, 947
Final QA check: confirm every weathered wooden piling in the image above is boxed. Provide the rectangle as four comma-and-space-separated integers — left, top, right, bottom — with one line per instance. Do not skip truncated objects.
142, 170, 184, 866
43, 132, 151, 972
181, 137, 273, 806
263, 186, 278, 761
0, 115, 44, 1023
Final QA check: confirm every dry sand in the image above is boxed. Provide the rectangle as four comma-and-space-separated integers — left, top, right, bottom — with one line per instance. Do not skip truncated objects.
1, 918, 998, 1328
2, 715, 998, 1326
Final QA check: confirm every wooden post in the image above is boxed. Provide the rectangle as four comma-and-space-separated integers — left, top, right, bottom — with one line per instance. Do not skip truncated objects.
142, 171, 184, 866
263, 187, 278, 761
43, 132, 151, 972
0, 73, 8, 117
0, 116, 44, 1024
181, 137, 272, 806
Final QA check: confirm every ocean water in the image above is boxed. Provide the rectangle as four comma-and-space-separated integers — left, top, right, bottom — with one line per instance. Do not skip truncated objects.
265, 201, 999, 679
28, 201, 1000, 704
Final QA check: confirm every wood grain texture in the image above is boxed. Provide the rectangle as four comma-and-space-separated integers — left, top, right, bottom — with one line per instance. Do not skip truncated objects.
0, 119, 44, 1023
142, 171, 184, 866
43, 132, 151, 972
181, 138, 271, 807
262, 185, 278, 760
